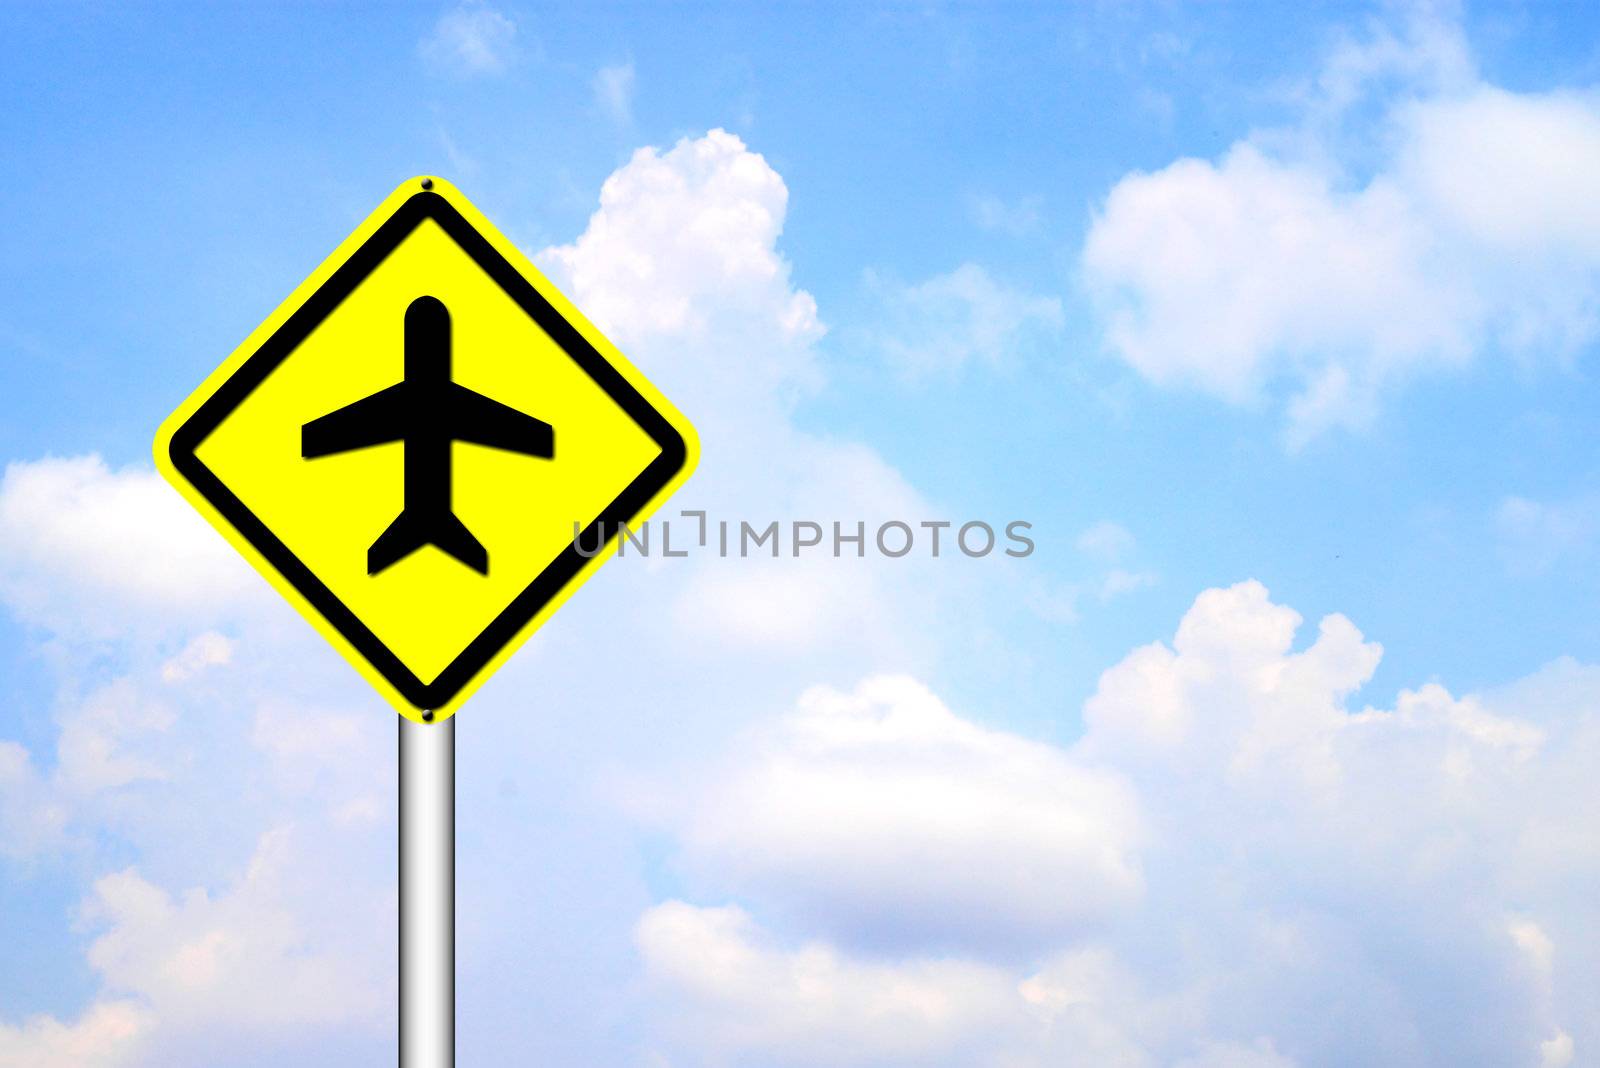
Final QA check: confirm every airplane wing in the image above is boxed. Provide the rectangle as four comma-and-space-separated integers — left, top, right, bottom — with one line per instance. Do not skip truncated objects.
447, 384, 554, 458
302, 384, 409, 458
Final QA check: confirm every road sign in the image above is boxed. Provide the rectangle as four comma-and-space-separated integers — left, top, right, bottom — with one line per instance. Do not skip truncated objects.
154, 177, 699, 722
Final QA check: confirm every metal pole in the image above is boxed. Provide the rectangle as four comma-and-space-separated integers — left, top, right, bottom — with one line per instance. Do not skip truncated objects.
400, 714, 454, 1067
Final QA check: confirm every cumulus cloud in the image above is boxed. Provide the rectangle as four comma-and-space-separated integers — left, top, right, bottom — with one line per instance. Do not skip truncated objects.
665, 438, 932, 656
0, 662, 394, 1062
0, 455, 260, 636
1543, 1030, 1576, 1068
82, 827, 387, 1035
637, 900, 1293, 1068
1081, 580, 1384, 760
660, 675, 1141, 955
865, 263, 1063, 378
671, 555, 890, 652
538, 128, 823, 405
640, 581, 1600, 1065
0, 826, 390, 1068
0, 1001, 151, 1068
0, 452, 393, 1062
418, 3, 519, 77
536, 129, 962, 665
1081, 9, 1600, 443
637, 902, 1026, 1065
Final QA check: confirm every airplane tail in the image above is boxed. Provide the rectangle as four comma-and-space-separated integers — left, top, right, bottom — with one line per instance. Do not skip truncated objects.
368, 510, 489, 575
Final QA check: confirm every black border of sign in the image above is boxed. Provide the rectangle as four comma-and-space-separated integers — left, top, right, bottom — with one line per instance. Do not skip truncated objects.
169, 191, 688, 711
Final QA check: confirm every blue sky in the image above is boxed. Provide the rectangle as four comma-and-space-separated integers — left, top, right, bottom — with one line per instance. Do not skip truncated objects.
5, 2, 1600, 1066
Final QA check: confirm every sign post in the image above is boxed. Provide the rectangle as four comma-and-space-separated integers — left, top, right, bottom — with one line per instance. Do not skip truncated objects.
154, 177, 698, 1063
400, 716, 454, 1068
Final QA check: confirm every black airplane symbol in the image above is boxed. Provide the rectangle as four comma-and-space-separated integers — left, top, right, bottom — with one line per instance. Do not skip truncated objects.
301, 295, 554, 576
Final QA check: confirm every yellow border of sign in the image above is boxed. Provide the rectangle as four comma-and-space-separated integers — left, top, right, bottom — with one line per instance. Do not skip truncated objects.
153, 177, 699, 724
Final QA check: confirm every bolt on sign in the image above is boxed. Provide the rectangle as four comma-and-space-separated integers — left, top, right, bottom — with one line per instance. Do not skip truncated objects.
155, 178, 699, 722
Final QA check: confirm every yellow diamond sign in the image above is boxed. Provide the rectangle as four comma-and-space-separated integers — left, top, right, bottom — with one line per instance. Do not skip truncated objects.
154, 177, 698, 723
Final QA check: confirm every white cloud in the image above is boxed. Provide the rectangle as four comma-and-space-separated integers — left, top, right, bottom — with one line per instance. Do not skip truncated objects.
0, 1001, 151, 1068
538, 128, 823, 405
1023, 578, 1081, 624
666, 439, 930, 655
637, 901, 1302, 1067
972, 193, 1043, 236
593, 61, 635, 124
1099, 567, 1157, 600
637, 902, 1026, 1065
159, 632, 233, 684
82, 827, 387, 1034
1081, 9, 1600, 443
55, 679, 177, 797
1511, 916, 1556, 979
1076, 520, 1136, 561
661, 675, 1141, 954
1084, 144, 1467, 429
0, 817, 391, 1066
1543, 1030, 1576, 1068
1298, 6, 1473, 124
1081, 580, 1383, 759
0, 453, 393, 1059
672, 557, 886, 652
1173, 1039, 1298, 1068
0, 455, 260, 637
418, 3, 518, 77
1497, 495, 1597, 576
0, 675, 184, 861
537, 128, 965, 668
0, 738, 67, 861
1076, 522, 1157, 599
1397, 87, 1600, 256
640, 581, 1599, 1065
1029, 522, 1156, 613
866, 263, 1063, 377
